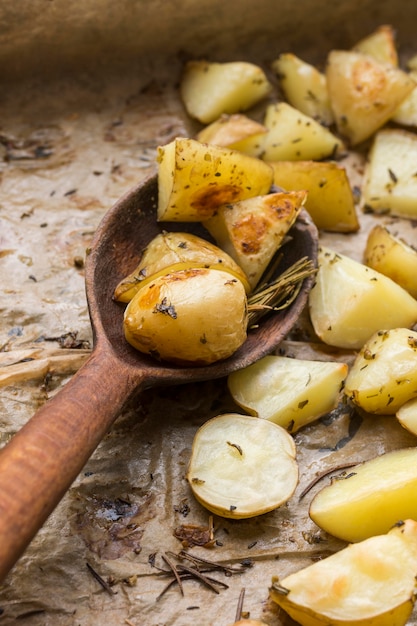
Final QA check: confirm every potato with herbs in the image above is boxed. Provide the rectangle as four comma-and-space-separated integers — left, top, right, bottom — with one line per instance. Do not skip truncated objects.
157, 137, 274, 222
309, 449, 417, 543
270, 518, 417, 625
196, 113, 268, 157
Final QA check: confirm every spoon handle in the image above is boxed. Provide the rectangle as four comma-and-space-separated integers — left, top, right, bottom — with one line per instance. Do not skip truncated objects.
0, 348, 143, 582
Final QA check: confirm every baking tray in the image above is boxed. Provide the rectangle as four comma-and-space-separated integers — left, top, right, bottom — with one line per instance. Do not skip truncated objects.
1, 1, 417, 624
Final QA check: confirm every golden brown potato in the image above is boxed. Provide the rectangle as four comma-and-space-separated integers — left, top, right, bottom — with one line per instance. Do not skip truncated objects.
157, 138, 274, 222
353, 24, 399, 66
271, 160, 359, 233
196, 114, 267, 157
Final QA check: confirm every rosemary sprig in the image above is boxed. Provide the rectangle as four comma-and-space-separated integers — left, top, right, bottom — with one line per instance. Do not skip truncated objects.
247, 256, 316, 326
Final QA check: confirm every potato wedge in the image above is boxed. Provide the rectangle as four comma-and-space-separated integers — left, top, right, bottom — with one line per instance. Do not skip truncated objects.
114, 231, 251, 303
362, 129, 417, 218
157, 138, 274, 222
180, 60, 272, 124
364, 225, 417, 298
397, 398, 417, 436
271, 53, 334, 126
196, 114, 267, 157
261, 102, 343, 161
326, 50, 415, 145
344, 328, 417, 414
123, 268, 248, 365
203, 189, 306, 289
227, 355, 348, 433
271, 160, 359, 233
270, 518, 417, 625
187, 413, 298, 519
309, 449, 417, 543
391, 70, 417, 127
308, 247, 417, 349
353, 24, 399, 67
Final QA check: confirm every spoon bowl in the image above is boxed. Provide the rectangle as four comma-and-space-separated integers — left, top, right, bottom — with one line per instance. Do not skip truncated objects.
0, 173, 317, 581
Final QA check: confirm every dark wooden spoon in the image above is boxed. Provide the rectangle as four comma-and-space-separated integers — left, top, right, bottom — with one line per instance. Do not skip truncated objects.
0, 174, 317, 581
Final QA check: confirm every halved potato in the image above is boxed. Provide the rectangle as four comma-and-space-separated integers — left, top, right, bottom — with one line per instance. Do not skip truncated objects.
397, 398, 417, 436
270, 518, 417, 625
123, 268, 248, 365
364, 225, 417, 298
326, 50, 415, 145
196, 114, 267, 157
114, 231, 251, 303
353, 24, 399, 67
271, 53, 334, 126
227, 355, 348, 433
261, 102, 343, 161
308, 247, 417, 349
271, 160, 359, 233
157, 138, 274, 222
309, 449, 417, 543
187, 413, 298, 519
203, 189, 306, 289
391, 70, 417, 127
362, 129, 417, 218
180, 60, 272, 124
344, 327, 417, 414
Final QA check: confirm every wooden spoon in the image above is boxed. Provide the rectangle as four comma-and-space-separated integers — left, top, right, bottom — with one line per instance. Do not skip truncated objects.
0, 174, 317, 581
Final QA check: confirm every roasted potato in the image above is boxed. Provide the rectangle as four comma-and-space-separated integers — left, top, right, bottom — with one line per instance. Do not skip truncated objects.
308, 247, 417, 349
157, 137, 274, 222
353, 24, 399, 66
326, 50, 415, 145
271, 519, 417, 625
187, 413, 298, 519
391, 71, 417, 127
364, 225, 417, 298
271, 160, 359, 233
309, 449, 417, 543
362, 129, 417, 218
227, 355, 348, 433
180, 60, 272, 124
344, 327, 417, 414
196, 113, 267, 157
397, 398, 417, 436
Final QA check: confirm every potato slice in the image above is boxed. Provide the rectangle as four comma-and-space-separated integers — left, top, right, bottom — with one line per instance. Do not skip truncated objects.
271, 160, 359, 233
270, 518, 417, 625
123, 268, 248, 365
391, 70, 417, 127
196, 114, 267, 157
326, 50, 415, 145
364, 225, 417, 298
397, 397, 417, 436
362, 129, 417, 218
308, 246, 417, 349
261, 102, 343, 161
344, 328, 417, 414
309, 449, 417, 543
353, 24, 399, 67
187, 413, 298, 519
271, 53, 334, 126
180, 60, 272, 124
114, 231, 251, 302
203, 189, 306, 289
157, 138, 274, 222
227, 355, 348, 433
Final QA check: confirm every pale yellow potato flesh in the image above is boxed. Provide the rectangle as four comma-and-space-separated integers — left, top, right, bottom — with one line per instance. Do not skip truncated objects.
203, 189, 306, 289
123, 268, 248, 365
397, 397, 417, 436
180, 60, 272, 124
344, 327, 417, 414
308, 246, 417, 349
326, 50, 415, 145
227, 355, 348, 433
261, 102, 343, 161
271, 160, 359, 233
353, 24, 399, 67
187, 413, 298, 519
362, 129, 417, 218
391, 70, 417, 127
271, 53, 334, 126
196, 114, 267, 158
270, 519, 417, 625
309, 449, 417, 543
157, 138, 274, 222
364, 225, 417, 299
